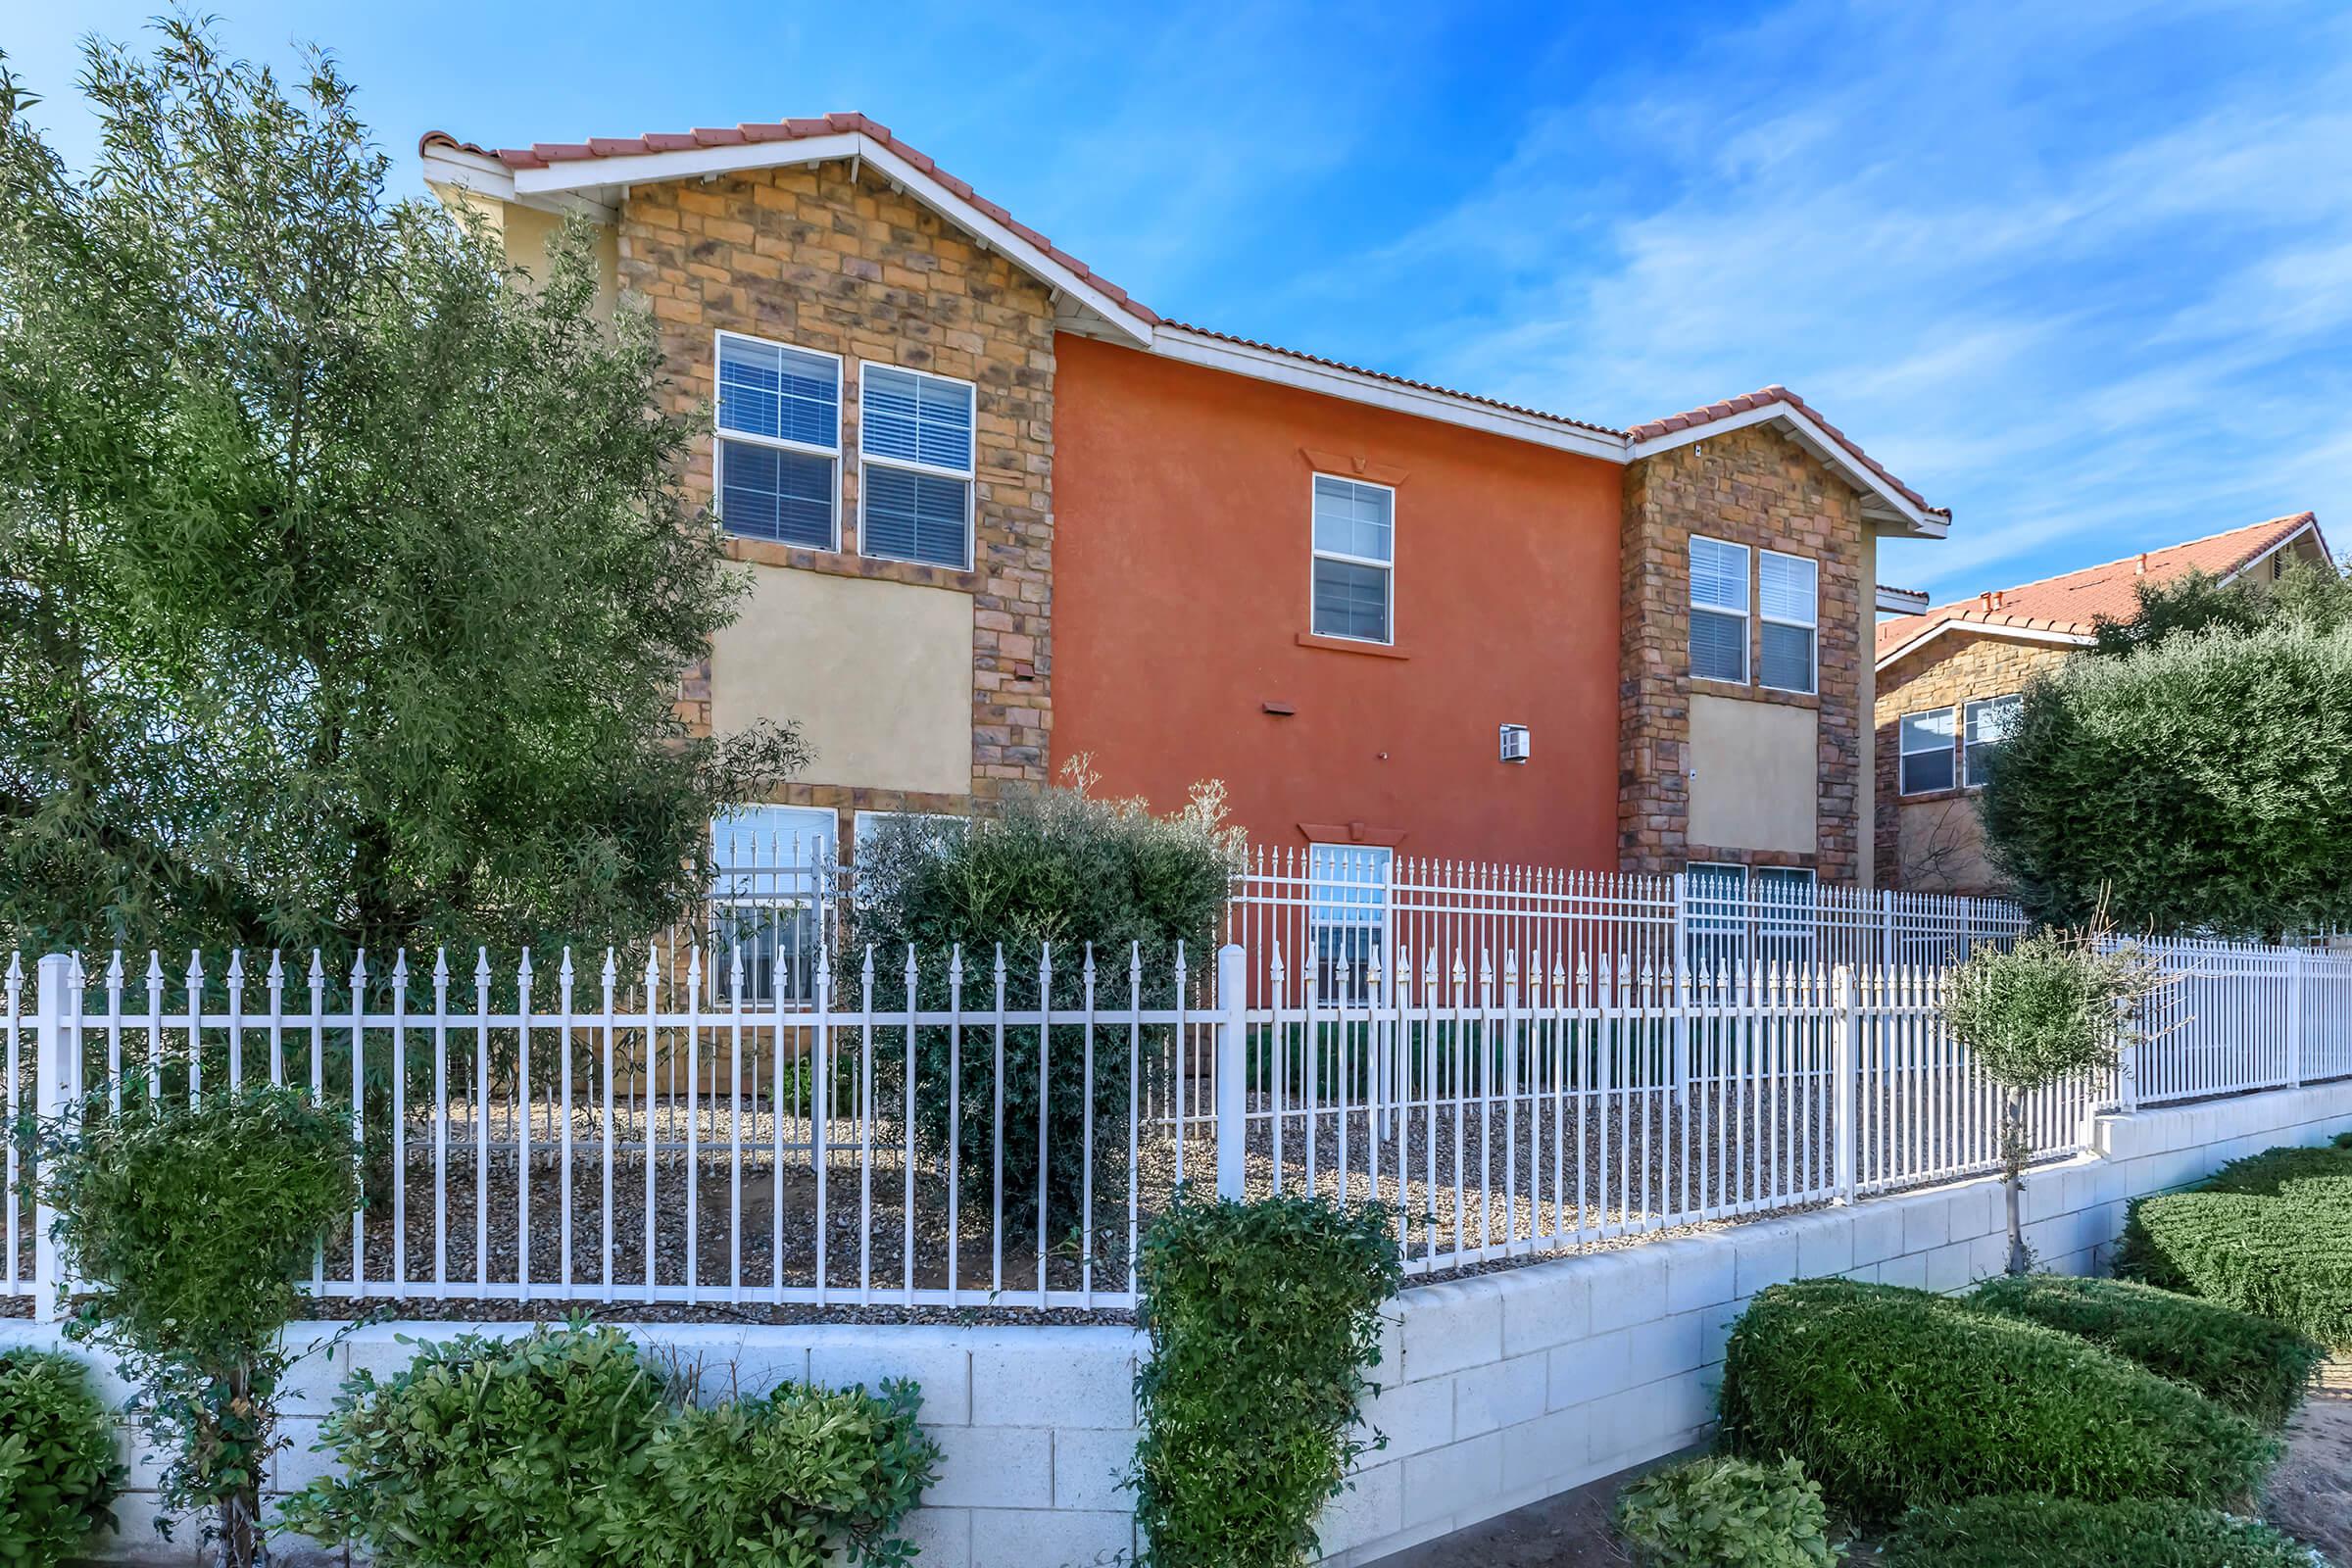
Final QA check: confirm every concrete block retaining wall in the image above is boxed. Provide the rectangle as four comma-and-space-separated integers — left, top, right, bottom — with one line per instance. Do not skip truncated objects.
16, 1081, 2352, 1567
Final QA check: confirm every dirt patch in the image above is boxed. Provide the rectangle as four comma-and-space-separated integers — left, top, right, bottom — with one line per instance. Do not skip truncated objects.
2269, 1354, 2352, 1564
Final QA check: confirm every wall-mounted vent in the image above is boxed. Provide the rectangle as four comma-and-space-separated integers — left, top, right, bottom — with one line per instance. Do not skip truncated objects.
1499, 724, 1531, 764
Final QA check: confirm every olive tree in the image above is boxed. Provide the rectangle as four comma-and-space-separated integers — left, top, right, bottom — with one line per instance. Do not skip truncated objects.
1941, 927, 2157, 1274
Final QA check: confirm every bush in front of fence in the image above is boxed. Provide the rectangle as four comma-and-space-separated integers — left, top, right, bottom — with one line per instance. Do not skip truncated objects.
1878, 1495, 2319, 1568
2118, 1139, 2352, 1350
283, 1321, 942, 1568
1966, 1274, 2324, 1427
0, 1348, 125, 1568
850, 771, 1241, 1241
1717, 1279, 2277, 1522
40, 1083, 357, 1568
1612, 1454, 1842, 1566
1130, 1191, 1401, 1568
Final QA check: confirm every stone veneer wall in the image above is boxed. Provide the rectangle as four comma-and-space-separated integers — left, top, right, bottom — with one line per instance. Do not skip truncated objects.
620, 161, 1058, 811
37, 1081, 2352, 1568
1872, 629, 2075, 890
1618, 423, 1867, 881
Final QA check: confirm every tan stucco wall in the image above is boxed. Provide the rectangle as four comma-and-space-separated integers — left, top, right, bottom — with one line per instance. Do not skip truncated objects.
423, 186, 619, 320
1688, 693, 1820, 854
710, 566, 973, 798
1897, 795, 1996, 894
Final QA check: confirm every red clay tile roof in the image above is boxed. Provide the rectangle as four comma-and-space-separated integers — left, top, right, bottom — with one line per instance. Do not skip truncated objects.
1161, 323, 1630, 439
1631, 386, 1943, 517
422, 121, 1941, 515
1874, 512, 2324, 662
419, 115, 1162, 326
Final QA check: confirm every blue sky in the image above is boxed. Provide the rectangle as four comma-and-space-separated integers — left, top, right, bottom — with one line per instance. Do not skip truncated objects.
13, 0, 2350, 598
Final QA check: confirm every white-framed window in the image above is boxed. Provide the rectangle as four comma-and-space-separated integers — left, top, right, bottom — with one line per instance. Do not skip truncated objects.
1308, 844, 1392, 1003
713, 331, 841, 550
1899, 708, 1958, 795
1309, 475, 1395, 645
858, 363, 975, 568
1758, 551, 1818, 694
709, 805, 839, 1004
1964, 695, 2022, 788
1690, 537, 1749, 683
1755, 865, 1817, 957
1687, 860, 1748, 937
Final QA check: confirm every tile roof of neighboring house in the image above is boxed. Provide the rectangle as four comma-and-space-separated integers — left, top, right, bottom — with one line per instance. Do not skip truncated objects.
1874, 512, 2325, 663
419, 117, 1941, 522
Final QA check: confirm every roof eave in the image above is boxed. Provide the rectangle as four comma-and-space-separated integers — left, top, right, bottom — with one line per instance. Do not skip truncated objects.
1628, 400, 1946, 538
1874, 618, 2094, 672
493, 132, 1154, 348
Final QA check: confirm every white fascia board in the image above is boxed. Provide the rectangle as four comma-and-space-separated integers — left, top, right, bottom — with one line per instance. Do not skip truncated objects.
1875, 618, 2092, 672
513, 133, 1153, 347
421, 144, 615, 224
1876, 584, 1931, 614
1629, 401, 1946, 539
2219, 516, 2331, 582
1151, 327, 1628, 463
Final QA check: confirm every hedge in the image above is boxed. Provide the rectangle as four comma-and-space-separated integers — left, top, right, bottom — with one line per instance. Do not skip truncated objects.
0, 1348, 124, 1568
1967, 1273, 2323, 1426
1881, 1495, 2319, 1567
1717, 1278, 2277, 1521
2118, 1140, 2352, 1349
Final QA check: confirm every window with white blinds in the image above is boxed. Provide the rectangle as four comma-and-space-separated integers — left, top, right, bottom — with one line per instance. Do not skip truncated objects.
858, 365, 975, 567
713, 332, 841, 550
1759, 550, 1818, 693
1690, 536, 1749, 683
1900, 709, 1958, 794
1310, 475, 1395, 644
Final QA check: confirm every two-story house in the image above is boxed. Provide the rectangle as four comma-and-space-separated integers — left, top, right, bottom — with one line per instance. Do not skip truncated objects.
421, 113, 1952, 905
1874, 512, 2330, 894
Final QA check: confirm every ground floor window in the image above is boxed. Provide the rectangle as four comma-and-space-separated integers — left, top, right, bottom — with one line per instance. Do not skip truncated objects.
1308, 844, 1392, 1003
710, 805, 837, 1005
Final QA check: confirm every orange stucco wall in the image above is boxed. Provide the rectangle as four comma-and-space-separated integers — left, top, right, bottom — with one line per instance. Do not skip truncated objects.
1053, 335, 1624, 867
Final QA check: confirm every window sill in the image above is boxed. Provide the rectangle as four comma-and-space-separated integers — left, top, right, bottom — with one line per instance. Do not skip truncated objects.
1297, 632, 1409, 661
1898, 784, 1982, 805
722, 536, 984, 593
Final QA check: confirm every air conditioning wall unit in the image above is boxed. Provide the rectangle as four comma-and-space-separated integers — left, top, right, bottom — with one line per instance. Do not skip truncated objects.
1498, 724, 1531, 764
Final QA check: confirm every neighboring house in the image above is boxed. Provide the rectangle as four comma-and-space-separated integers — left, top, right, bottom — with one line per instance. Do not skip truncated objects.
419, 113, 1951, 914
1873, 512, 2331, 894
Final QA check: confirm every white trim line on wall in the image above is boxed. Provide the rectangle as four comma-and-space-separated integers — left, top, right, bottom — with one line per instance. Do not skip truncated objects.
1875, 618, 2094, 672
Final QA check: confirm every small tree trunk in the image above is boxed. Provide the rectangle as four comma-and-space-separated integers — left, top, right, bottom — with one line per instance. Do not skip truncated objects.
2001, 1088, 2030, 1276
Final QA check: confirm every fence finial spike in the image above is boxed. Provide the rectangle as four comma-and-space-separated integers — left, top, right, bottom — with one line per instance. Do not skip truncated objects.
1129, 941, 1143, 978
904, 942, 919, 984
6, 953, 22, 986
601, 949, 618, 985
432, 948, 450, 985
106, 950, 124, 984
516, 948, 533, 985
950, 943, 965, 985
351, 949, 369, 988
264, 950, 283, 985
474, 947, 492, 984
225, 949, 244, 984
993, 942, 1006, 980
392, 950, 411, 986
557, 947, 573, 984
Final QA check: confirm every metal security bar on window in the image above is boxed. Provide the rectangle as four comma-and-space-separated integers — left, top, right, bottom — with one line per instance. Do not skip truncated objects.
713, 333, 840, 549
1309, 475, 1394, 643
859, 366, 974, 568
1306, 845, 1392, 1004
1690, 536, 1749, 683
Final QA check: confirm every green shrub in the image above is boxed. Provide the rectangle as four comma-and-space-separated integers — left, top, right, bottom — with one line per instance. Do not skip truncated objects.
1881, 1494, 2320, 1567
0, 1349, 124, 1567
284, 1322, 941, 1568
850, 772, 1241, 1239
1132, 1193, 1402, 1568
282, 1324, 661, 1566
42, 1083, 356, 1567
1614, 1455, 1840, 1566
2118, 1140, 2352, 1349
1717, 1279, 2277, 1521
600, 1380, 939, 1567
1967, 1273, 2323, 1426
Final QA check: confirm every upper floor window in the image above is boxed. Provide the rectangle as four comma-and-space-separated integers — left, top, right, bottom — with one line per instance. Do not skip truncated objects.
1690, 537, 1749, 683
858, 365, 975, 568
713, 332, 840, 550
1899, 708, 1957, 795
1310, 476, 1395, 644
1964, 695, 2021, 788
1758, 551, 1818, 694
